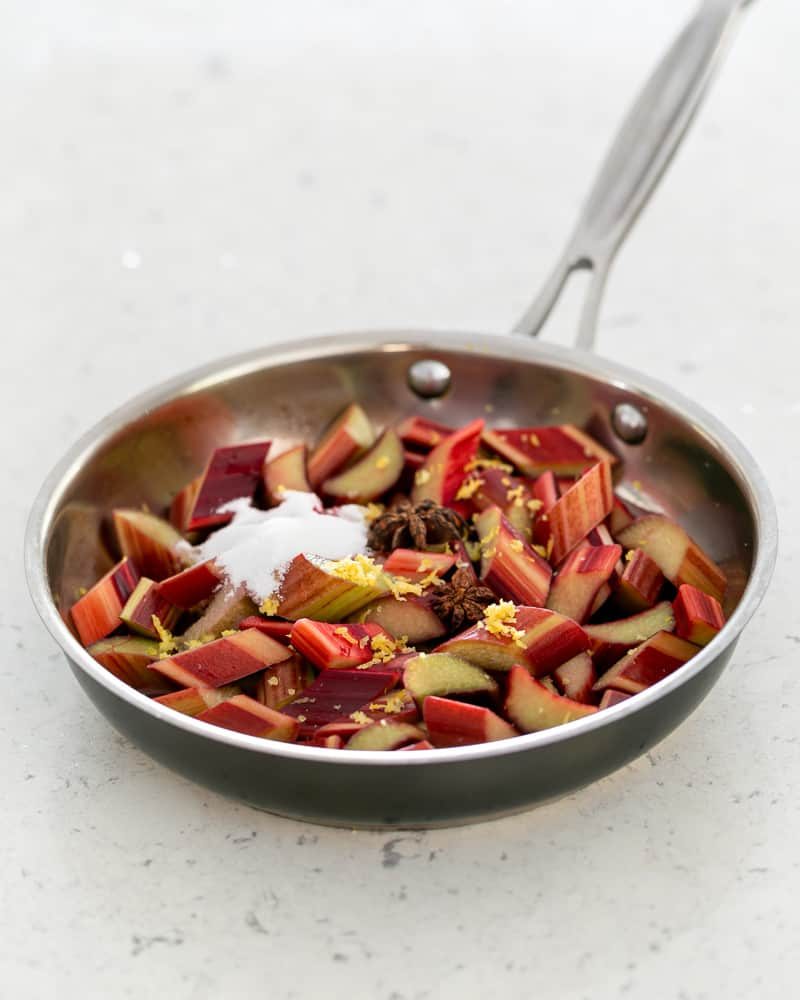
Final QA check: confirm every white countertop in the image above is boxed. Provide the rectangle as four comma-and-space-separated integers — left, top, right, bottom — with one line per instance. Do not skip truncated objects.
4, 1, 797, 996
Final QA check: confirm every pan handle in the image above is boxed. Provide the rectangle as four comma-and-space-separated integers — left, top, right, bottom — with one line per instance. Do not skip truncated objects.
512, 0, 749, 350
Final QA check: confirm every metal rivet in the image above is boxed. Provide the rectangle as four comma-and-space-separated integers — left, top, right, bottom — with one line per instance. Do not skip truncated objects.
407, 359, 452, 399
611, 402, 648, 445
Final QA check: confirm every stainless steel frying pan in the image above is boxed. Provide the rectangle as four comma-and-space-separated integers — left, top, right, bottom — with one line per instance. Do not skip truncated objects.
26, 0, 777, 828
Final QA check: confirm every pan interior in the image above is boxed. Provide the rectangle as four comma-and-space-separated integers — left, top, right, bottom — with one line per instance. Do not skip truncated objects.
44, 338, 757, 626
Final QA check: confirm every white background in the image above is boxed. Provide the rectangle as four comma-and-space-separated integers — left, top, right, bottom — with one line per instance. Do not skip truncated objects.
3, 2, 798, 997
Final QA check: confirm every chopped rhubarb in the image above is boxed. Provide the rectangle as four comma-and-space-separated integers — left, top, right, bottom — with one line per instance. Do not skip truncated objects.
345, 720, 426, 751
154, 684, 241, 717
113, 509, 186, 581
152, 628, 292, 688
307, 403, 375, 489
359, 688, 420, 724
281, 668, 400, 739
237, 616, 293, 641
169, 475, 202, 533
423, 696, 517, 748
182, 583, 257, 640
70, 557, 141, 646
411, 418, 484, 506
546, 544, 622, 623
403, 652, 498, 704
474, 506, 552, 607
398, 740, 435, 751
437, 604, 589, 676
87, 634, 165, 690
323, 428, 405, 503
262, 444, 311, 505
289, 619, 393, 670
482, 424, 616, 477
311, 734, 346, 749
608, 495, 634, 535
468, 467, 535, 538
277, 554, 389, 621
197, 694, 299, 741
381, 549, 456, 581
552, 652, 596, 704
156, 560, 221, 609
593, 631, 699, 695
531, 470, 559, 513
506, 666, 598, 732
186, 441, 271, 531
585, 600, 676, 670
534, 460, 614, 564
120, 577, 180, 638
255, 654, 315, 710
673, 583, 726, 646
615, 548, 664, 613
616, 515, 727, 604
598, 689, 632, 710
355, 594, 447, 644
397, 415, 454, 452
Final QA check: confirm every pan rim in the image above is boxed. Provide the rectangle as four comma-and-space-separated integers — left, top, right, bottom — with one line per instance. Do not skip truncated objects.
25, 328, 779, 768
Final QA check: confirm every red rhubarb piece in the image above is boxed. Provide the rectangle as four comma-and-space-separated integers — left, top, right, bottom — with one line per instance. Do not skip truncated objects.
169, 475, 202, 534
262, 444, 311, 506
152, 628, 292, 688
423, 696, 517, 748
197, 695, 299, 741
255, 654, 315, 710
673, 583, 726, 646
154, 684, 241, 717
113, 509, 186, 581
410, 418, 484, 506
585, 601, 676, 670
381, 549, 456, 581
322, 428, 405, 503
237, 616, 293, 641
505, 665, 598, 732
182, 583, 257, 640
467, 467, 535, 538
546, 543, 622, 623
345, 720, 426, 751
534, 460, 614, 565
307, 403, 376, 489
186, 440, 271, 531
156, 560, 222, 609
289, 619, 394, 670
87, 634, 166, 690
398, 740, 435, 751
281, 668, 400, 739
397, 415, 454, 452
120, 577, 180, 638
482, 424, 616, 477
70, 557, 141, 646
359, 688, 420, 724
615, 549, 664, 613
277, 554, 388, 621
474, 506, 552, 607
598, 689, 632, 710
356, 593, 447, 644
552, 652, 596, 704
608, 495, 634, 535
616, 515, 727, 604
593, 630, 699, 695
437, 604, 589, 677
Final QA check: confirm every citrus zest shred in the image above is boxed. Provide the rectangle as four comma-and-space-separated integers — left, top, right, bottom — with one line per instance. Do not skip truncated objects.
260, 596, 280, 616
414, 467, 432, 487
455, 476, 483, 501
481, 601, 525, 647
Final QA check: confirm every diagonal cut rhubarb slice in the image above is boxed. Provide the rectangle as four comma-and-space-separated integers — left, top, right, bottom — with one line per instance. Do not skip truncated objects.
156, 560, 222, 609
307, 403, 376, 489
546, 543, 622, 623
381, 549, 456, 581
482, 424, 616, 477
169, 475, 203, 534
354, 593, 447, 644
593, 630, 699, 695
551, 652, 596, 704
262, 444, 311, 506
345, 720, 425, 751
182, 583, 257, 640
423, 696, 517, 748
474, 506, 552, 607
277, 554, 389, 621
154, 684, 241, 717
289, 619, 394, 670
322, 428, 405, 503
120, 577, 181, 638
87, 635, 167, 690
616, 515, 727, 604
70, 557, 141, 646
186, 441, 271, 531
255, 654, 315, 710
436, 605, 588, 676
534, 460, 614, 565
281, 668, 400, 739
467, 467, 535, 538
152, 628, 292, 688
672, 583, 726, 646
197, 695, 299, 741
402, 653, 498, 704
237, 616, 293, 641
113, 509, 187, 581
397, 415, 454, 452
615, 548, 664, 613
410, 419, 484, 506
584, 600, 675, 670
506, 665, 598, 731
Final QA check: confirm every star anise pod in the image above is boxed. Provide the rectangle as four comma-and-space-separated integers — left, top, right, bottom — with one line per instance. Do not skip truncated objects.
432, 566, 497, 632
368, 499, 466, 552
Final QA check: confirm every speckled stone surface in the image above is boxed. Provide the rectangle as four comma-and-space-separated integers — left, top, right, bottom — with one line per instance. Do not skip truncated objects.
4, 2, 797, 997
